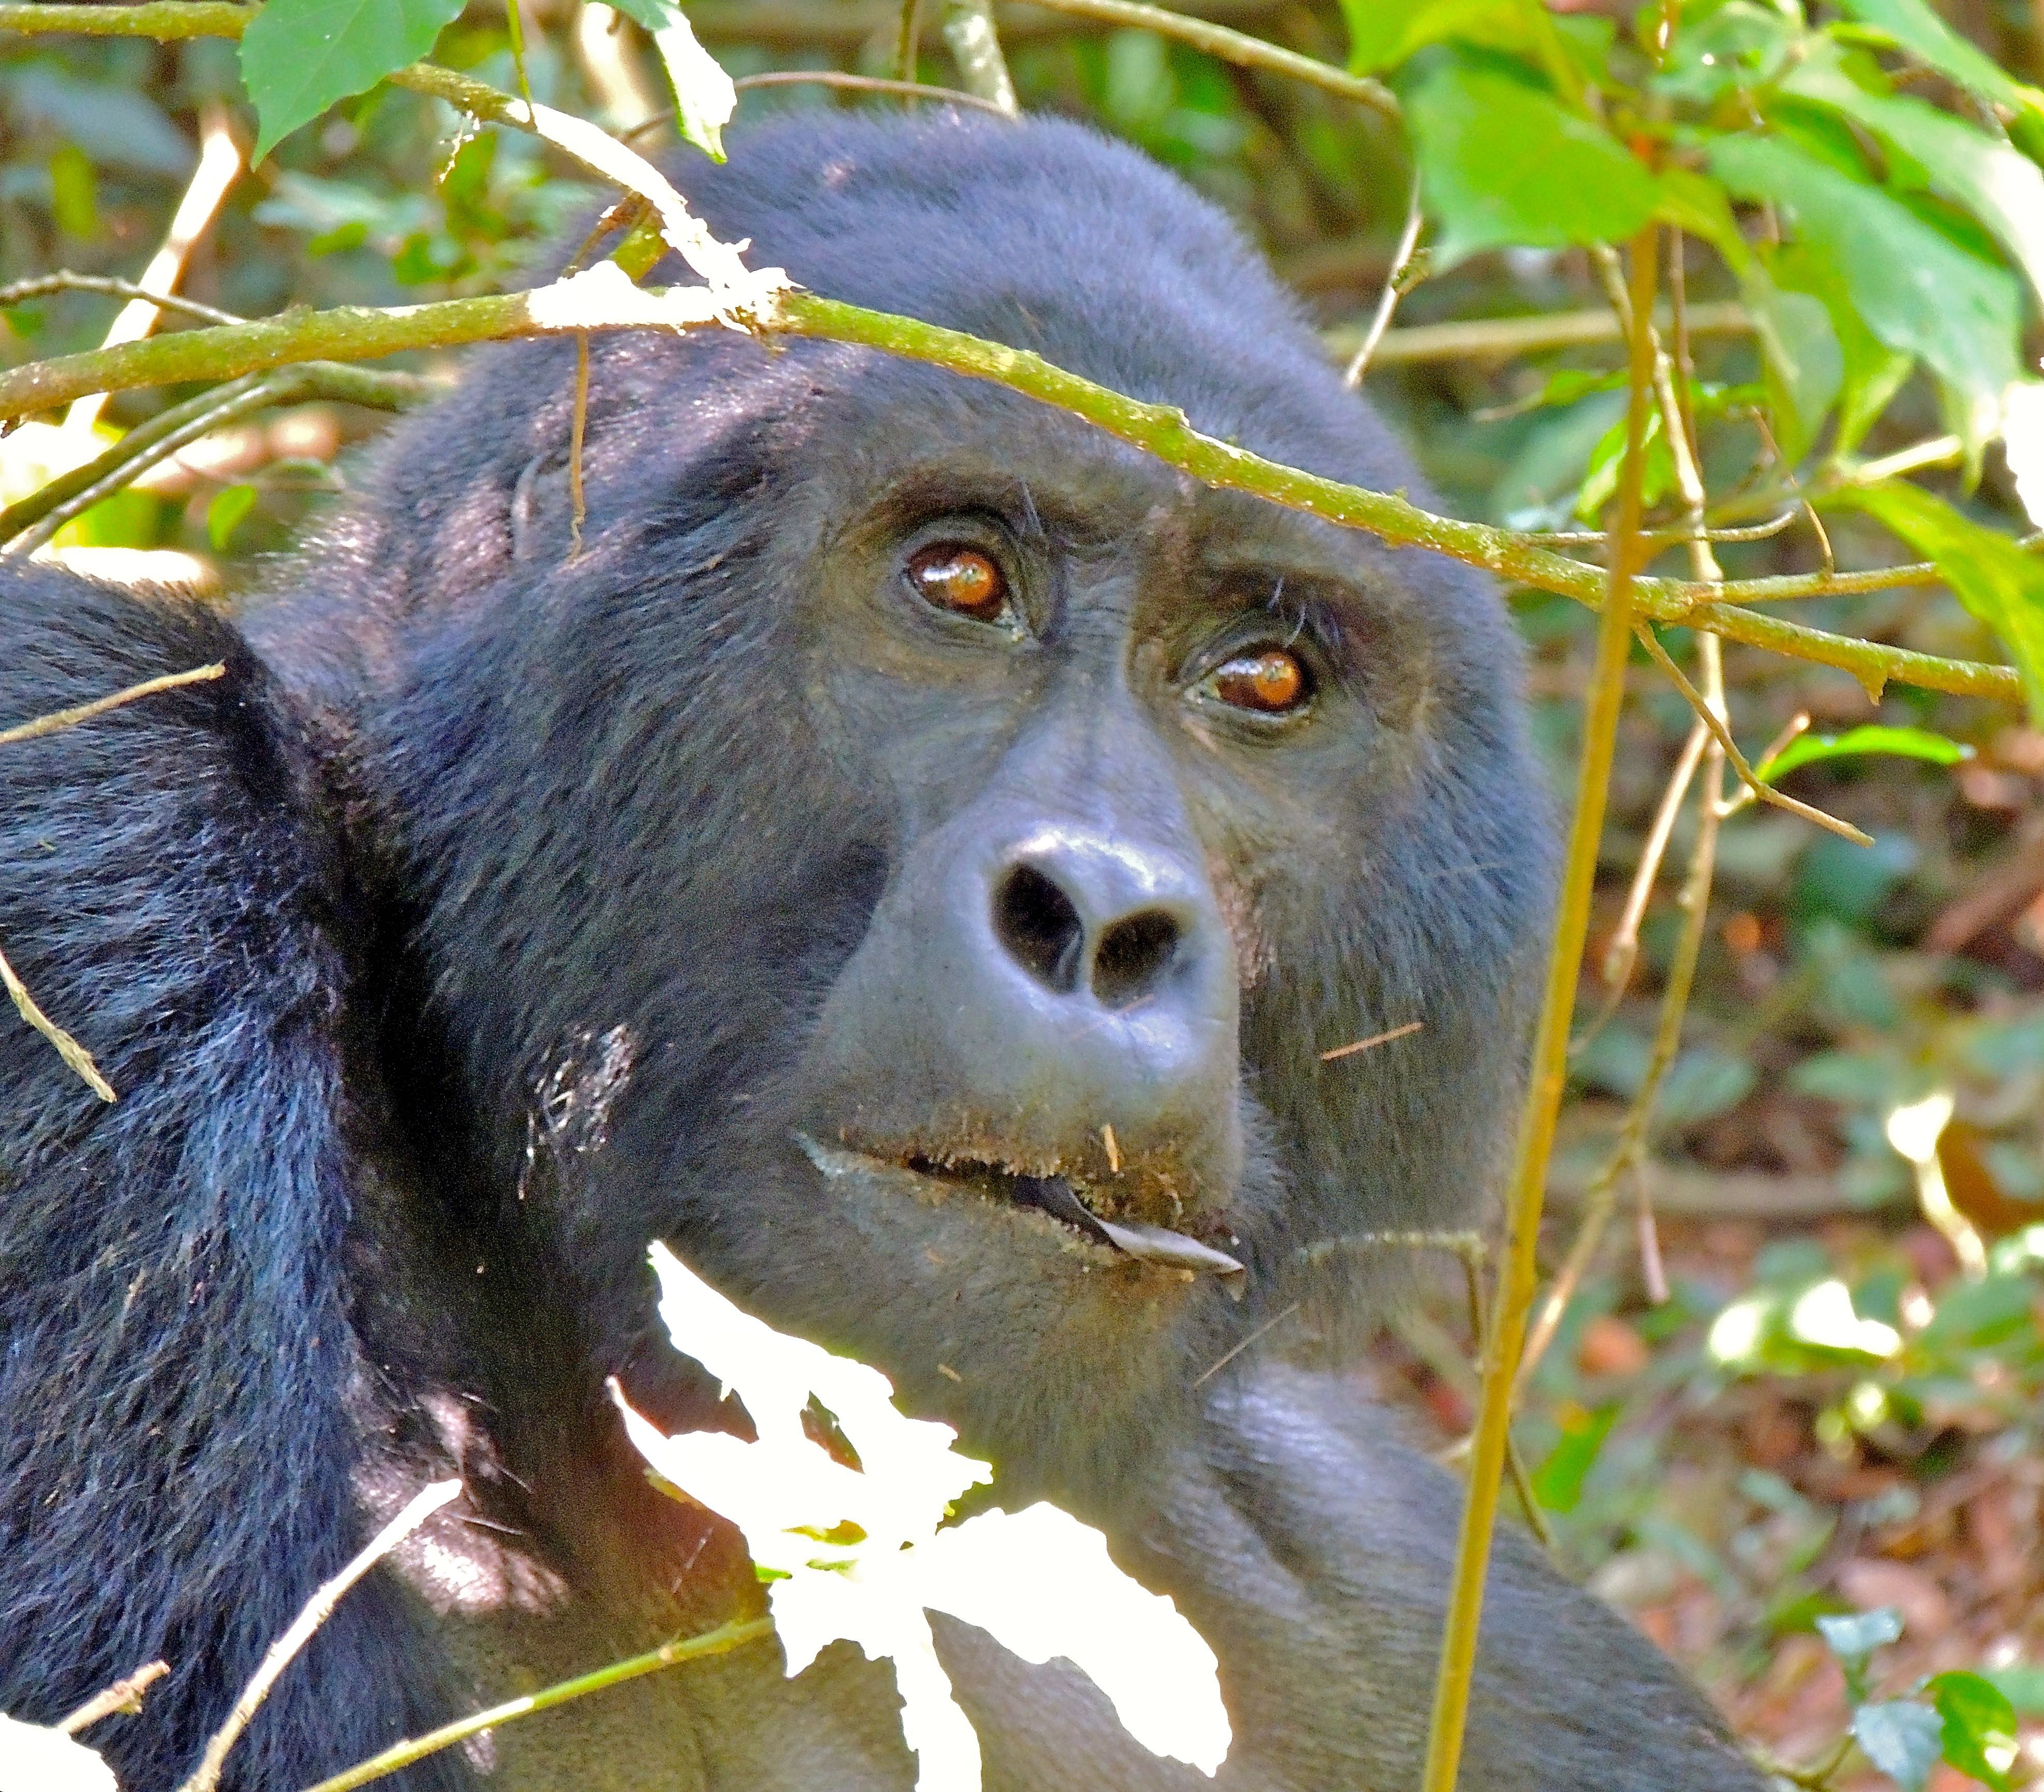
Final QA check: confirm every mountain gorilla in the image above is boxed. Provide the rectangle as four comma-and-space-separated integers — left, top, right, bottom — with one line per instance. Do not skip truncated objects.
0, 113, 1765, 1790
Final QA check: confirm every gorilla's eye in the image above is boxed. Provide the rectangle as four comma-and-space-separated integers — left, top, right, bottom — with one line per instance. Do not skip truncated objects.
907, 543, 1009, 623
1209, 649, 1310, 716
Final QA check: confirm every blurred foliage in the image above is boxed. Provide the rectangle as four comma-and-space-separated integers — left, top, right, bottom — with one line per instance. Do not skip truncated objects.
3, 0, 2044, 1785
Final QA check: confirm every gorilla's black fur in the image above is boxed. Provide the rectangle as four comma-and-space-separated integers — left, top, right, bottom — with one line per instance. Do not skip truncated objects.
0, 113, 1765, 1790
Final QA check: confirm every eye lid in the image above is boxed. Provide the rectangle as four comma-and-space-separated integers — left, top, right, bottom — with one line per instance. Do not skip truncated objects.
1179, 608, 1334, 726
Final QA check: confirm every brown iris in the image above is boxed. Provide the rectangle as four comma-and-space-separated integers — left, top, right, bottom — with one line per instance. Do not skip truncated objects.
1211, 649, 1308, 716
907, 544, 1007, 621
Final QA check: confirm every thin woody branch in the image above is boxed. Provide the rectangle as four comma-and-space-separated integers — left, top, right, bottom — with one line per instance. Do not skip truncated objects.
0, 284, 2021, 706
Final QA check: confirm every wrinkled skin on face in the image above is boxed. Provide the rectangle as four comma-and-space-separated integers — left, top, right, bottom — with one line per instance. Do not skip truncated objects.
0, 113, 1769, 1792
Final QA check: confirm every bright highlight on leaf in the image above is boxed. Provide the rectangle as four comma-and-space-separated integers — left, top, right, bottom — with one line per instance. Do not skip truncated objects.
602, 0, 737, 161
0, 1716, 117, 1792
612, 1243, 1230, 1792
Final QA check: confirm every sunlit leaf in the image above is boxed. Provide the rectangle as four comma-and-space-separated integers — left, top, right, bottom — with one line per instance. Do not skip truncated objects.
1837, 483, 2044, 723
1783, 48, 2044, 312
1770, 240, 1913, 458
1337, 0, 1520, 74
2003, 381, 2044, 530
1758, 725, 1974, 782
1927, 1672, 2019, 1791
0, 1716, 117, 1792
240, 0, 467, 162
1818, 1605, 1905, 1664
1836, 0, 2044, 125
614, 1243, 1228, 1792
1530, 1401, 1617, 1513
1743, 271, 1841, 465
1401, 51, 1661, 266
205, 485, 259, 552
1653, 1, 1796, 104
1854, 1699, 1944, 1792
1709, 133, 2021, 421
604, 0, 735, 160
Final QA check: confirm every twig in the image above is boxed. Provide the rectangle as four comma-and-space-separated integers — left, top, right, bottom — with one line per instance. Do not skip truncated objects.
0, 272, 243, 328
1191, 1301, 1301, 1387
1634, 625, 1872, 845
1011, 0, 1398, 119
1339, 300, 1751, 367
59, 1661, 171, 1735
1595, 720, 1708, 999
1422, 223, 1663, 1792
0, 663, 225, 747
0, 943, 115, 1102
293, 1617, 776, 1792
0, 364, 432, 550
63, 105, 240, 441
730, 69, 1010, 113
1318, 1019, 1424, 1060
1342, 174, 1423, 390
174, 1482, 463, 1792
941, 0, 1017, 113
569, 332, 590, 556
895, 0, 923, 78
0, 287, 2017, 705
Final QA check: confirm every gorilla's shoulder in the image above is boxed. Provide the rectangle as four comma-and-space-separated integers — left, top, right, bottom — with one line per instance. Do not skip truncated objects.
0, 565, 344, 1139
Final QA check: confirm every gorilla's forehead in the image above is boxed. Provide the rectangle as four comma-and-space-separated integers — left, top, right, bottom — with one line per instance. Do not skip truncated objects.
669, 112, 1412, 488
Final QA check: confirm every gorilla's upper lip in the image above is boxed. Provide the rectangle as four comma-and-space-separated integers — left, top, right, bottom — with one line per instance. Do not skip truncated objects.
791, 1132, 1244, 1277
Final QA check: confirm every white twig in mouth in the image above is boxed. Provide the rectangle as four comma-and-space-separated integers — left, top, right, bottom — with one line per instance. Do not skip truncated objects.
791, 1133, 1243, 1276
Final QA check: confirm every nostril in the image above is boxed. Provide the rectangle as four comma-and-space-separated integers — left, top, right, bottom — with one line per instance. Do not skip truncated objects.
1091, 909, 1182, 1010
993, 865, 1086, 994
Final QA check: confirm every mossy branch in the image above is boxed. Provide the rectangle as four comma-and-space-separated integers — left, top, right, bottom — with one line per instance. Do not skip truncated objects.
0, 283, 2018, 705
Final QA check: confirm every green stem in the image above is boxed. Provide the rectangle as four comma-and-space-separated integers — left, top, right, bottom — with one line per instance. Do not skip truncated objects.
0, 287, 2019, 705
1419, 223, 1661, 1792
295, 1619, 775, 1792
940, 0, 1017, 113
1010, 0, 1398, 119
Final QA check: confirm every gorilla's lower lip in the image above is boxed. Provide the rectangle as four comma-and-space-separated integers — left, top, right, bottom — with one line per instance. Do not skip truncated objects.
792, 1132, 1244, 1277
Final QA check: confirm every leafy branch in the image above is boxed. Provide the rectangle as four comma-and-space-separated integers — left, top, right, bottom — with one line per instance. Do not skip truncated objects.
0, 280, 2018, 704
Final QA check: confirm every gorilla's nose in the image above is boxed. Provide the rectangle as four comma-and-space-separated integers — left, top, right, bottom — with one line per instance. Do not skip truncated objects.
992, 853, 1192, 1010
804, 806, 1244, 1214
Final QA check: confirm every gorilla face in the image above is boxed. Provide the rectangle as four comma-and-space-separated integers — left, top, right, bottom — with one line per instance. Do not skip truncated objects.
320, 115, 1550, 1513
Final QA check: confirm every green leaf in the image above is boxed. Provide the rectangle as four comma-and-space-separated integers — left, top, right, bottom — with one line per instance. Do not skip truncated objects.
1783, 47, 2044, 312
205, 484, 258, 551
1984, 1665, 2044, 1718
1338, 0, 1519, 74
1654, 166, 1752, 276
1530, 1402, 1618, 1514
1854, 1699, 1943, 1791
1927, 1672, 2019, 1791
1770, 240, 1913, 458
1838, 482, 2044, 724
1709, 132, 2021, 421
48, 143, 99, 241
1743, 270, 1841, 465
1402, 51, 1661, 266
240, 0, 466, 162
1837, 0, 2044, 125
604, 0, 734, 160
1654, 2, 1797, 104
1758, 725, 1974, 782
1574, 405, 1672, 521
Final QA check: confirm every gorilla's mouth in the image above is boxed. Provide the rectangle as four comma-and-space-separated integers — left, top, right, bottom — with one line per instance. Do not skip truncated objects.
793, 1133, 1243, 1277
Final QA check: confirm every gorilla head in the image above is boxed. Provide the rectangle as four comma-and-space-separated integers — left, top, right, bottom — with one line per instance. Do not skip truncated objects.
261, 111, 1551, 1506
1, 108, 1772, 1792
